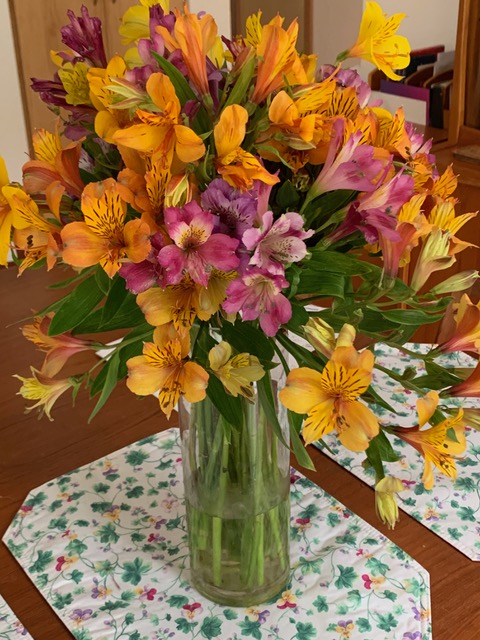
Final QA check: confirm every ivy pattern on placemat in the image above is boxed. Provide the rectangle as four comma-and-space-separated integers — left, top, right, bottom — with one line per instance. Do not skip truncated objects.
318, 343, 480, 561
0, 597, 32, 639
3, 428, 431, 640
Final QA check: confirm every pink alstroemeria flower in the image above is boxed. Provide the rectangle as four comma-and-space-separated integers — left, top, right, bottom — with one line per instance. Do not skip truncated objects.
308, 119, 385, 198
243, 211, 313, 274
223, 268, 292, 337
158, 201, 240, 286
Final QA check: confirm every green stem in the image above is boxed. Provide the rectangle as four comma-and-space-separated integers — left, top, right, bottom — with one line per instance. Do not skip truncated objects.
212, 516, 222, 586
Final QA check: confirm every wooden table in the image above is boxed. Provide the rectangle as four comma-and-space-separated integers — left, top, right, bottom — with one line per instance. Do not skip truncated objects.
1, 266, 478, 640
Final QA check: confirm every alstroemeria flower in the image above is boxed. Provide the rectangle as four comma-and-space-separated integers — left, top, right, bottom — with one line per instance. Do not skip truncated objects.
340, 1, 410, 81
279, 324, 379, 450
135, 272, 232, 331
60, 5, 107, 67
22, 315, 94, 377
304, 319, 354, 360
14, 368, 75, 421
243, 211, 313, 275
223, 268, 292, 337
389, 391, 466, 490
126, 324, 209, 418
61, 178, 151, 278
327, 172, 414, 246
22, 129, 85, 198
87, 55, 129, 143
307, 119, 384, 201
208, 341, 264, 399
437, 294, 480, 354
214, 105, 279, 191
0, 156, 13, 265
374, 476, 404, 529
447, 360, 480, 398
201, 179, 257, 238
120, 232, 167, 294
113, 73, 205, 164
158, 201, 240, 286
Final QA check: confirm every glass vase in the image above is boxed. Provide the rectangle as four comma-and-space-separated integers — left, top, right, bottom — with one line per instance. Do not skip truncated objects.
179, 381, 291, 607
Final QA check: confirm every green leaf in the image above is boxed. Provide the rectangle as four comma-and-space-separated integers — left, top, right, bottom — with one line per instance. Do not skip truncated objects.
286, 303, 309, 331
295, 622, 317, 640
376, 612, 398, 632
276, 180, 301, 209
29, 550, 53, 573
48, 266, 96, 289
66, 539, 88, 555
74, 294, 145, 334
221, 321, 274, 362
175, 618, 198, 633
357, 617, 372, 632
312, 595, 328, 612
223, 608, 238, 620
347, 589, 362, 608
126, 449, 150, 466
288, 411, 315, 471
257, 374, 288, 447
296, 270, 346, 298
167, 595, 189, 608
366, 430, 399, 478
88, 351, 120, 422
380, 308, 445, 325
224, 54, 256, 108
52, 593, 74, 610
48, 274, 105, 336
457, 506, 476, 522
206, 374, 243, 429
238, 617, 261, 640
383, 589, 398, 602
151, 53, 197, 105
69, 569, 84, 584
126, 485, 145, 499
101, 274, 129, 325
307, 249, 371, 275
200, 616, 222, 639
97, 523, 120, 544
366, 557, 389, 576
121, 558, 151, 585
334, 565, 358, 589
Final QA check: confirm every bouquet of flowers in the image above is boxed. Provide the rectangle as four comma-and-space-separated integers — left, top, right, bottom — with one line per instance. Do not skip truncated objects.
3, 0, 479, 560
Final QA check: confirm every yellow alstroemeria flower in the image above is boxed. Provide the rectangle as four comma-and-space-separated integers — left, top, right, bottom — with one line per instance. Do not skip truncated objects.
208, 341, 264, 399
3, 184, 63, 273
61, 178, 151, 278
0, 156, 13, 265
374, 476, 404, 529
14, 368, 75, 421
126, 324, 209, 418
438, 293, 480, 354
214, 104, 279, 191
88, 55, 129, 143
341, 1, 410, 80
390, 390, 466, 490
113, 73, 205, 164
279, 324, 379, 451
58, 61, 92, 106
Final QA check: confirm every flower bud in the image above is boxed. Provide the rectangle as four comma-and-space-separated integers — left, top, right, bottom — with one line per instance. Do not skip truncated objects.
303, 317, 336, 358
431, 270, 480, 295
375, 476, 404, 529
165, 174, 193, 208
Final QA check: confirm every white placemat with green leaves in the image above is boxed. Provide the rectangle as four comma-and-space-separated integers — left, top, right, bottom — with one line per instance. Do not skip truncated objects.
0, 596, 32, 639
317, 343, 480, 561
3, 428, 431, 640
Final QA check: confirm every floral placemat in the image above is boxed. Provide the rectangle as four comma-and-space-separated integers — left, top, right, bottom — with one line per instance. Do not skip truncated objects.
0, 596, 32, 639
318, 343, 480, 561
3, 428, 431, 640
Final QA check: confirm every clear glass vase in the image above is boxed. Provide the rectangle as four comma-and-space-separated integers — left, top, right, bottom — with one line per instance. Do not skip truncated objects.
179, 380, 291, 606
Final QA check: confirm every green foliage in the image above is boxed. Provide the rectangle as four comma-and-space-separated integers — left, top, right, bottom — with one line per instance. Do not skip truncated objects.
121, 558, 151, 585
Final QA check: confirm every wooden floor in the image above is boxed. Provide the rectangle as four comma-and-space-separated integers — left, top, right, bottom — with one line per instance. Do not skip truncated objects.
1, 266, 479, 639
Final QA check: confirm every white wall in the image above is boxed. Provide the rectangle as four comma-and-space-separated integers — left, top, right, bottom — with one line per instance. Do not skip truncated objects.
0, 0, 29, 181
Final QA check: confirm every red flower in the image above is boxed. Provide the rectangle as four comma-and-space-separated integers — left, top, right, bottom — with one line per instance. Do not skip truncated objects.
56, 556, 66, 572
362, 574, 372, 589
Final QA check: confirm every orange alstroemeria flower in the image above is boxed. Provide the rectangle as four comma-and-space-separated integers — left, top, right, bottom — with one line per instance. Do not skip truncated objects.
279, 324, 379, 451
127, 323, 209, 418
157, 6, 218, 97
437, 294, 480, 354
251, 15, 308, 104
22, 315, 94, 377
113, 73, 205, 164
214, 104, 279, 191
61, 178, 151, 278
22, 129, 85, 199
389, 391, 466, 490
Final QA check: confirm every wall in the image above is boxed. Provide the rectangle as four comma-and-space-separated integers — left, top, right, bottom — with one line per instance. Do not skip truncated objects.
189, 0, 231, 39
0, 0, 28, 181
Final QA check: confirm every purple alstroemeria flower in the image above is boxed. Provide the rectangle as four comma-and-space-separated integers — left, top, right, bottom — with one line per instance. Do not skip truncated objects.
120, 233, 167, 293
201, 179, 257, 239
61, 6, 107, 67
310, 119, 385, 198
327, 172, 415, 245
318, 63, 372, 108
30, 76, 69, 108
243, 211, 313, 275
158, 201, 240, 286
403, 632, 423, 640
223, 267, 292, 337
